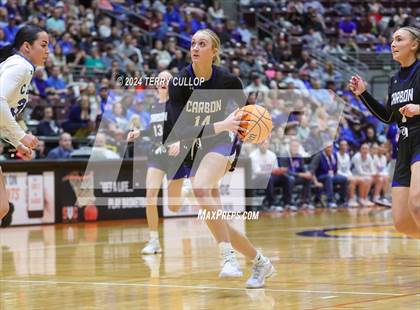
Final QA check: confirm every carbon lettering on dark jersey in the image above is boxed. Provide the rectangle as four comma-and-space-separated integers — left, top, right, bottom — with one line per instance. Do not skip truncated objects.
391, 88, 413, 105
186, 99, 222, 114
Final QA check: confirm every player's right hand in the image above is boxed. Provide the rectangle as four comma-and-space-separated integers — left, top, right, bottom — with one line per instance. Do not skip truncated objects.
218, 109, 249, 134
348, 75, 366, 96
127, 129, 140, 142
16, 144, 33, 160
20, 134, 38, 149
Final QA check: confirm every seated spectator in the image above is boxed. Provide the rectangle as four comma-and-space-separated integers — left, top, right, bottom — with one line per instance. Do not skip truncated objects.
91, 132, 120, 160
85, 47, 106, 71
362, 125, 379, 146
0, 28, 9, 47
36, 106, 61, 136
85, 82, 100, 123
245, 73, 269, 97
46, 66, 67, 97
337, 140, 360, 208
127, 95, 151, 130
351, 143, 375, 207
62, 95, 94, 137
32, 68, 51, 99
371, 143, 391, 206
338, 16, 357, 38
150, 40, 172, 69
106, 101, 130, 140
280, 139, 314, 210
3, 14, 19, 43
249, 140, 291, 211
49, 44, 66, 67
208, 0, 224, 23
311, 145, 348, 208
375, 36, 391, 53
168, 49, 187, 72
35, 140, 46, 159
46, 132, 73, 159
46, 5, 66, 35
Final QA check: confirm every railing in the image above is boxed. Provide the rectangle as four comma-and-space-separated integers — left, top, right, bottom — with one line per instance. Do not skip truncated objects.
345, 52, 398, 71
309, 48, 369, 80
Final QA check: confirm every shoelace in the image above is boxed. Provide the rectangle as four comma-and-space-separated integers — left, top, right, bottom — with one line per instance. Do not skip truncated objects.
251, 264, 262, 279
221, 251, 236, 266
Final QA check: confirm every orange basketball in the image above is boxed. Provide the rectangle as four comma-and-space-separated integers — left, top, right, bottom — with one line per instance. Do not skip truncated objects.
237, 105, 272, 144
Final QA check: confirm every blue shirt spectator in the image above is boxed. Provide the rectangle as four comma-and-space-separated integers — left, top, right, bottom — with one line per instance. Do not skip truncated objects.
46, 133, 73, 159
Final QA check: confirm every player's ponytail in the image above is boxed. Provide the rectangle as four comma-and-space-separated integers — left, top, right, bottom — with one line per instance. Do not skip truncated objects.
196, 29, 221, 66
400, 26, 420, 59
0, 24, 45, 64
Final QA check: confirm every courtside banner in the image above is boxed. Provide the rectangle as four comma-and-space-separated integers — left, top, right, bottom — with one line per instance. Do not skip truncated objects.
56, 160, 149, 223
4, 171, 55, 226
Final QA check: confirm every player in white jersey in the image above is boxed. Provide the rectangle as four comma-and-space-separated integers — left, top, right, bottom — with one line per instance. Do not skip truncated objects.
0, 25, 49, 227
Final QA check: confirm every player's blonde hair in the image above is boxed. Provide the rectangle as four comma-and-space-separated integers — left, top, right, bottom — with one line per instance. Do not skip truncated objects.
398, 26, 420, 58
195, 29, 221, 66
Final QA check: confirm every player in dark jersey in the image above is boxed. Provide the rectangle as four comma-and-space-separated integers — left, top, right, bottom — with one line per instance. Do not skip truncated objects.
127, 71, 189, 254
166, 29, 274, 288
349, 26, 420, 238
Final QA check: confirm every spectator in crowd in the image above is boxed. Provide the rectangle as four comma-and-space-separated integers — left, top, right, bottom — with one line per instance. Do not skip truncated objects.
245, 73, 270, 96
36, 106, 61, 136
46, 133, 74, 159
371, 143, 391, 205
49, 44, 66, 67
46, 4, 66, 35
46, 66, 67, 97
91, 132, 120, 160
280, 139, 314, 210
3, 14, 19, 43
0, 27, 8, 47
168, 49, 187, 72
62, 95, 94, 138
351, 143, 375, 207
375, 35, 391, 53
105, 101, 130, 140
35, 140, 47, 159
336, 140, 360, 208
338, 16, 357, 38
249, 140, 290, 211
311, 145, 348, 208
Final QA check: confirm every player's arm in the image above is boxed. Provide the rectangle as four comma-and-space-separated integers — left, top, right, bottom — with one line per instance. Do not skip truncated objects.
349, 75, 394, 124
126, 127, 153, 142
358, 91, 394, 124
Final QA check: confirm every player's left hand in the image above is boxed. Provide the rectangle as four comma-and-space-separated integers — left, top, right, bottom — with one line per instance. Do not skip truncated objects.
399, 104, 420, 118
168, 141, 180, 156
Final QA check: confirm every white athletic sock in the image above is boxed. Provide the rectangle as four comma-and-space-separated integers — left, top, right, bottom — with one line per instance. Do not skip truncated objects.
219, 242, 234, 256
150, 231, 159, 241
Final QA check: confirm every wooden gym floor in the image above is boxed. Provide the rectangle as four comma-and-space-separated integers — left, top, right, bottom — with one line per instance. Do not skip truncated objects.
0, 208, 419, 309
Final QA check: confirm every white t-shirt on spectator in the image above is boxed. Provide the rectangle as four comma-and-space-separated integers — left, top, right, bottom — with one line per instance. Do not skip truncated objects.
337, 151, 352, 178
351, 152, 374, 176
372, 154, 388, 175
249, 148, 278, 178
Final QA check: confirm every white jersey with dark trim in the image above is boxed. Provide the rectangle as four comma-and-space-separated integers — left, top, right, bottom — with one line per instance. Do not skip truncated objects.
0, 54, 34, 147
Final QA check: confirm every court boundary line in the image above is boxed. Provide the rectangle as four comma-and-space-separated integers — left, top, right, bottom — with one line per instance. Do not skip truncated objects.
0, 279, 408, 297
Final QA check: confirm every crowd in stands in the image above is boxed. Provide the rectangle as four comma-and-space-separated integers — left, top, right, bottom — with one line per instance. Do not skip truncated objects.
1, 0, 413, 210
